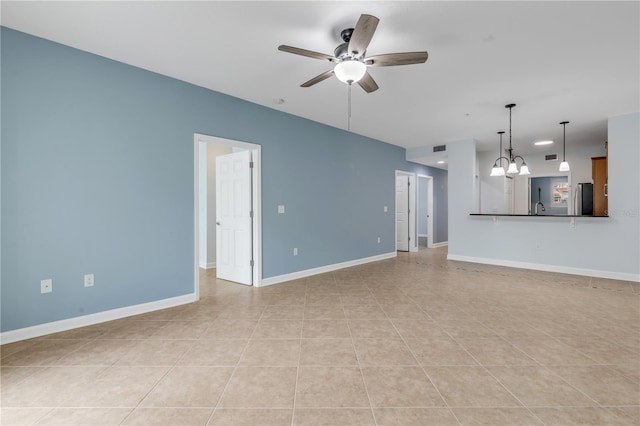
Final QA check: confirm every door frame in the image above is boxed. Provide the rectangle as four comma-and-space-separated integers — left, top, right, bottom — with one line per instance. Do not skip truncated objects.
395, 170, 418, 252
417, 174, 434, 248
194, 133, 262, 298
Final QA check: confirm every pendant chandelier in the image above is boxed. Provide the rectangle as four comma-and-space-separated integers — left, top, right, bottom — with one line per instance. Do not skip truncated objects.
559, 121, 570, 171
491, 103, 530, 176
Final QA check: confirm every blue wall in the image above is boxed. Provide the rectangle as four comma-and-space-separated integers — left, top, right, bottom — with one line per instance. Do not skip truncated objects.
1, 28, 446, 332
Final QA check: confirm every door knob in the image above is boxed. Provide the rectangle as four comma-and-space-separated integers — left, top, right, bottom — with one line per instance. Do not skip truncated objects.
216, 222, 221, 226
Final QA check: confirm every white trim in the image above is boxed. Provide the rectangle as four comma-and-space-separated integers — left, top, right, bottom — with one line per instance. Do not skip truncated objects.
194, 134, 262, 290
447, 253, 639, 282
261, 252, 397, 287
199, 262, 216, 269
0, 294, 197, 345
250, 148, 262, 286
418, 233, 429, 238
193, 139, 200, 300
431, 241, 449, 248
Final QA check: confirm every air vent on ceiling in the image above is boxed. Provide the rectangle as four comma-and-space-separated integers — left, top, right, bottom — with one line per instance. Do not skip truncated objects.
545, 153, 558, 161
433, 145, 446, 153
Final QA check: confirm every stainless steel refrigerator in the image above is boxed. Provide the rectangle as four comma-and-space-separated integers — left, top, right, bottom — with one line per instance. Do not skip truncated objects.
575, 183, 593, 216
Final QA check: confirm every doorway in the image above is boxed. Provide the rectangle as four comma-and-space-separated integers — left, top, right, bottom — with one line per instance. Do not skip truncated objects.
194, 134, 262, 298
417, 174, 434, 248
395, 171, 416, 252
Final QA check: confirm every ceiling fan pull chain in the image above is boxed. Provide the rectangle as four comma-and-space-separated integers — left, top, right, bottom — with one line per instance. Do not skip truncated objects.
348, 83, 352, 131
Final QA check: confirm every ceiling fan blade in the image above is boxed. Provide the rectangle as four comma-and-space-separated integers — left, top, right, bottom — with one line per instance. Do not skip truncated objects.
357, 71, 379, 93
301, 69, 335, 87
348, 14, 379, 56
366, 51, 429, 67
278, 45, 335, 62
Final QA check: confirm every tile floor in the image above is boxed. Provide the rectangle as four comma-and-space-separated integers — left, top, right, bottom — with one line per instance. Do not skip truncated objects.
1, 247, 638, 425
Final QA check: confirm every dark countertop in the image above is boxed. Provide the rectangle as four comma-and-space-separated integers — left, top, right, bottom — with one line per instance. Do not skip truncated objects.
470, 213, 609, 218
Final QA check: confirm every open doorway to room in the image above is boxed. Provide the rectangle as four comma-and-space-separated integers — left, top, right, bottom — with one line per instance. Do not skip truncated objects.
194, 133, 261, 298
417, 174, 434, 248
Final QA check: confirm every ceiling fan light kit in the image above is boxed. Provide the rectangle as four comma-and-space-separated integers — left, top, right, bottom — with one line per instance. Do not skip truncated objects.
334, 59, 367, 84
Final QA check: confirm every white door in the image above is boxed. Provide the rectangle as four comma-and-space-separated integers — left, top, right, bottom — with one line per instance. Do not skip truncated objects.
396, 173, 417, 252
216, 150, 252, 285
396, 175, 410, 251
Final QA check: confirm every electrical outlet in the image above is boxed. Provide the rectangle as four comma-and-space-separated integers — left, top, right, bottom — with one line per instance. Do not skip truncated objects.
278, 205, 285, 214
84, 274, 94, 287
383, 206, 388, 212
41, 279, 52, 294
293, 247, 298, 256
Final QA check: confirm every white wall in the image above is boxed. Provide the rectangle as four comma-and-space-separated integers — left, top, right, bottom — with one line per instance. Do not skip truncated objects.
478, 150, 507, 214
448, 112, 639, 282
447, 139, 477, 256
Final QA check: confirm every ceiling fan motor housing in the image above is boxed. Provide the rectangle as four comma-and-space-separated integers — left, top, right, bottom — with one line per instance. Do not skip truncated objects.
335, 28, 366, 60
334, 42, 349, 60
340, 28, 353, 43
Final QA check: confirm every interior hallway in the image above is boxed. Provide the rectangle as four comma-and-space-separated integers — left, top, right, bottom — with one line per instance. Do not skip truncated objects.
1, 247, 638, 425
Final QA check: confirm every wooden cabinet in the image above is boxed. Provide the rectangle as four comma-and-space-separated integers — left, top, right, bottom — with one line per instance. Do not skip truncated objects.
592, 156, 608, 216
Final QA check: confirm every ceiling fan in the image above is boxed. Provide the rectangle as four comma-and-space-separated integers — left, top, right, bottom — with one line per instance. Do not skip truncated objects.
278, 14, 429, 93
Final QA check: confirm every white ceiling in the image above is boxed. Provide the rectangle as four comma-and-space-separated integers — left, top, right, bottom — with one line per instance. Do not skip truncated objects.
2, 1, 638, 169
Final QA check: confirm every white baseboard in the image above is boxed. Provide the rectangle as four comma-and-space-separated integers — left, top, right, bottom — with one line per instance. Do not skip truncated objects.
0, 293, 197, 345
431, 241, 448, 248
260, 251, 397, 287
199, 262, 216, 269
447, 254, 640, 282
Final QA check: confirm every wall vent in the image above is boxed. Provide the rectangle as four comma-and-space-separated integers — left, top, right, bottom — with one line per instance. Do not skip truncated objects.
433, 145, 446, 153
545, 153, 559, 161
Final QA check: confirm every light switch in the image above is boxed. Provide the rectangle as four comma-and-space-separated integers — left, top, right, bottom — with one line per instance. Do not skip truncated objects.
278, 205, 285, 214
383, 206, 388, 212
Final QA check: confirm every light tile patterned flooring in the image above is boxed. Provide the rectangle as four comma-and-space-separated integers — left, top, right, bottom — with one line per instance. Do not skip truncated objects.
1, 247, 638, 425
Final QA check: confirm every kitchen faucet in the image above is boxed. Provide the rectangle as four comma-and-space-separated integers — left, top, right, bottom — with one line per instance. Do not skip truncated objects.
534, 187, 546, 215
